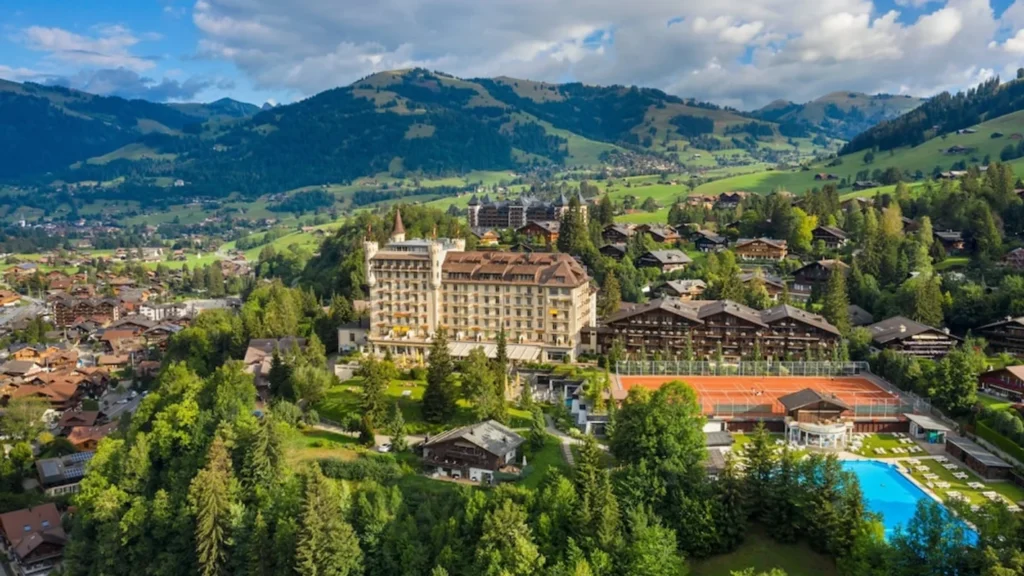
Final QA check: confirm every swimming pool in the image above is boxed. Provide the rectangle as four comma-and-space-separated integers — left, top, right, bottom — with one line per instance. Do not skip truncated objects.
842, 460, 935, 539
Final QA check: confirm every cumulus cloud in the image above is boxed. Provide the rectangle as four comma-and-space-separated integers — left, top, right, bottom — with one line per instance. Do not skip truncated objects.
48, 67, 212, 101
186, 0, 1010, 108
19, 24, 155, 71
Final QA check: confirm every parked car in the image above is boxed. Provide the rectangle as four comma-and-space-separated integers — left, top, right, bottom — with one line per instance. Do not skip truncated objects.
376, 443, 392, 453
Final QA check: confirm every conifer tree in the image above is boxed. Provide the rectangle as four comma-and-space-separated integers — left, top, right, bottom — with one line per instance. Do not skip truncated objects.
268, 351, 295, 400
423, 328, 456, 423
295, 464, 363, 576
598, 273, 621, 318
242, 416, 282, 493
189, 437, 237, 576
822, 267, 851, 335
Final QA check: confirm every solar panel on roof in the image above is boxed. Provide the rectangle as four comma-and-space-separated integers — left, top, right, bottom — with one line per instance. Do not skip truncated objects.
67, 452, 94, 464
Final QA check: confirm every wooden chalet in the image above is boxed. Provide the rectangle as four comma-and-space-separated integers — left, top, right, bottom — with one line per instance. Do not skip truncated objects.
692, 230, 728, 252
637, 224, 679, 243
656, 279, 707, 300
866, 316, 960, 358
517, 221, 560, 246
811, 225, 849, 250
602, 224, 634, 243
599, 243, 628, 260
979, 365, 1024, 401
421, 420, 525, 483
635, 250, 693, 273
583, 299, 841, 361
791, 259, 849, 298
0, 503, 66, 573
976, 316, 1024, 357
739, 272, 785, 300
933, 230, 965, 254
1003, 247, 1024, 270
733, 238, 787, 260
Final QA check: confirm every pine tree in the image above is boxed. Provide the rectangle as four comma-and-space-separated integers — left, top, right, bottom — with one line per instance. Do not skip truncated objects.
268, 351, 295, 400
494, 329, 509, 403
714, 455, 748, 552
598, 273, 621, 318
246, 511, 272, 576
423, 328, 457, 423
242, 416, 282, 493
475, 500, 545, 575
295, 464, 364, 576
359, 356, 390, 427
386, 402, 408, 452
189, 438, 237, 576
597, 195, 615, 226
683, 331, 694, 361
821, 267, 851, 335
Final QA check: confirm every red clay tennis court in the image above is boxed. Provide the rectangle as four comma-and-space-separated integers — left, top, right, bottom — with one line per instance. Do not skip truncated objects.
616, 375, 905, 417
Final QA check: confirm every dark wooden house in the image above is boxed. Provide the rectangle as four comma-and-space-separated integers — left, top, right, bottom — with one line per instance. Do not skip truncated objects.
421, 420, 525, 483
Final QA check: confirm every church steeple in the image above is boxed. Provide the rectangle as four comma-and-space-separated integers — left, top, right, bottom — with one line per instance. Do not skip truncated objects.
391, 208, 406, 243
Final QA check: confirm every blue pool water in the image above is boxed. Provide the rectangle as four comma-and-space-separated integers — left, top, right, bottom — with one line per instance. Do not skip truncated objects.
842, 460, 938, 539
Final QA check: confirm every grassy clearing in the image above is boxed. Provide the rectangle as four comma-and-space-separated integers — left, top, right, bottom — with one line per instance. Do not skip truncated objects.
521, 434, 571, 490
315, 376, 532, 435
977, 393, 1015, 411
934, 256, 969, 271
905, 458, 1024, 506
282, 427, 362, 465
690, 527, 839, 576
853, 434, 927, 459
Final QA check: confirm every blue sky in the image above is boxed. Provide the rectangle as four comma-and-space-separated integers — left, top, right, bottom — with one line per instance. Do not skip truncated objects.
2, 0, 1023, 109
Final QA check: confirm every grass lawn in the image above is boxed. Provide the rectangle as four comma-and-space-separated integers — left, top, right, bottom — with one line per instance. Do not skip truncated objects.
977, 393, 1015, 411
315, 376, 532, 435
852, 434, 926, 459
691, 528, 838, 576
934, 256, 969, 271
904, 458, 1024, 507
730, 432, 783, 451
282, 427, 362, 465
521, 434, 571, 490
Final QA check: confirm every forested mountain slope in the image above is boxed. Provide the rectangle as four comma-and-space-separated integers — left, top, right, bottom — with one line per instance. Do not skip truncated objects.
753, 91, 925, 141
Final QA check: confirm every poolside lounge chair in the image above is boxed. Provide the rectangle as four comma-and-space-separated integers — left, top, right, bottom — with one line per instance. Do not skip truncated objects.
1008, 505, 1022, 513
935, 456, 948, 463
968, 482, 985, 489
875, 448, 887, 454
936, 482, 951, 489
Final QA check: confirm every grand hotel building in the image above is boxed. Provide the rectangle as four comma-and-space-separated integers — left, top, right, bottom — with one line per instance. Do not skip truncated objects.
364, 211, 595, 362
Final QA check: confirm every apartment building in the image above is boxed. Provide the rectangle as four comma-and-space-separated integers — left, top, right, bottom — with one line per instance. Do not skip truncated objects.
583, 299, 841, 360
467, 192, 586, 230
365, 211, 594, 361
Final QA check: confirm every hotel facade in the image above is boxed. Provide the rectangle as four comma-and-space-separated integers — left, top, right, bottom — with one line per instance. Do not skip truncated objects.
365, 212, 595, 362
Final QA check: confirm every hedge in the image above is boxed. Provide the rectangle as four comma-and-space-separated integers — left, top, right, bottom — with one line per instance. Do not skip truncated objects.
317, 455, 404, 483
975, 420, 1024, 465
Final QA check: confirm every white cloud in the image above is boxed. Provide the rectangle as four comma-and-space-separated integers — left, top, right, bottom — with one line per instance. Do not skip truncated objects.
999, 29, 1024, 53
0, 65, 39, 81
19, 24, 155, 71
187, 0, 1012, 108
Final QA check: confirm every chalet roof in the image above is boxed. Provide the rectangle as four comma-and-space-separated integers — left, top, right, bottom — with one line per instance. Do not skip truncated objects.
640, 224, 676, 237
0, 360, 41, 376
110, 315, 157, 330
848, 304, 875, 327
469, 227, 497, 238
696, 299, 767, 327
519, 220, 560, 233
58, 411, 101, 429
735, 237, 788, 250
814, 225, 848, 239
705, 431, 734, 447
663, 279, 707, 294
244, 337, 307, 363
934, 230, 963, 242
778, 388, 852, 411
738, 272, 785, 289
67, 422, 118, 446
605, 298, 703, 324
35, 452, 94, 487
600, 243, 628, 255
867, 316, 957, 344
603, 224, 634, 237
693, 229, 727, 244
982, 365, 1024, 382
761, 304, 841, 336
976, 316, 1024, 331
0, 503, 65, 561
639, 250, 693, 265
423, 420, 525, 455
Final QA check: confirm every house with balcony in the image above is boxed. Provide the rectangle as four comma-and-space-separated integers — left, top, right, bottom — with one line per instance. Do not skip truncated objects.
421, 420, 525, 483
